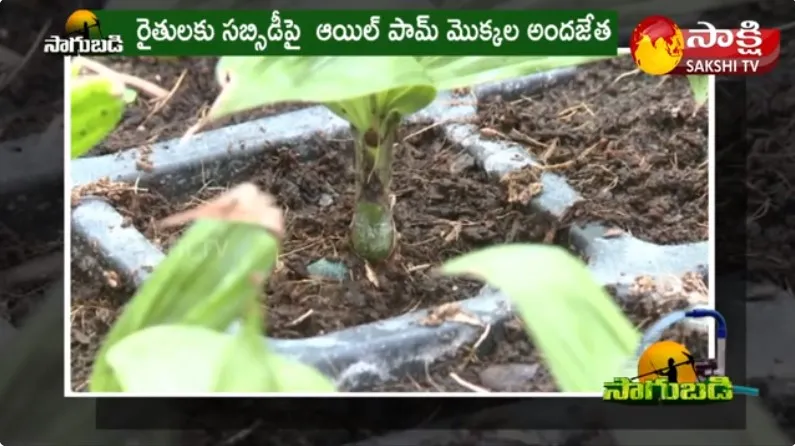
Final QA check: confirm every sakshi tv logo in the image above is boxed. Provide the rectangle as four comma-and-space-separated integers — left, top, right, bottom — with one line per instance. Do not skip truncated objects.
629, 16, 780, 76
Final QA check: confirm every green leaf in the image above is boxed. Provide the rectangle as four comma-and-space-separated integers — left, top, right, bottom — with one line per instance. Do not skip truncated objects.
70, 75, 125, 158
216, 298, 335, 393
687, 75, 708, 108
327, 86, 436, 131
89, 221, 280, 392
106, 321, 335, 393
416, 56, 613, 91
122, 88, 137, 104
209, 56, 436, 121
266, 355, 338, 392
107, 325, 230, 393
214, 302, 273, 392
208, 56, 617, 127
441, 244, 640, 392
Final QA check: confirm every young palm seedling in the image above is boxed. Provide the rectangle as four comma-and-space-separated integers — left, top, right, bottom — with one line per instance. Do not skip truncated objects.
202, 56, 615, 262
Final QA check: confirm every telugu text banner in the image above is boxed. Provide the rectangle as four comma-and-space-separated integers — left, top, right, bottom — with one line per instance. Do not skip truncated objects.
91, 10, 618, 56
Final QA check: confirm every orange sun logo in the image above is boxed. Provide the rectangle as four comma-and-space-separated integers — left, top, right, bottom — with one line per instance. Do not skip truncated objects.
65, 10, 103, 39
636, 340, 698, 383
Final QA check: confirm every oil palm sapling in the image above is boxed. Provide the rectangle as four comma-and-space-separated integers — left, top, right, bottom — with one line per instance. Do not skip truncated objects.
204, 56, 614, 261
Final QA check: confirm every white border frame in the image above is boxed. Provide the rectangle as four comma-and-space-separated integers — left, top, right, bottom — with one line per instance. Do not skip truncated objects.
64, 56, 74, 396
63, 54, 717, 398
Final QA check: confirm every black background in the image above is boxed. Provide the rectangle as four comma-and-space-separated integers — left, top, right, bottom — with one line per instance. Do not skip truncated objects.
0, 0, 791, 444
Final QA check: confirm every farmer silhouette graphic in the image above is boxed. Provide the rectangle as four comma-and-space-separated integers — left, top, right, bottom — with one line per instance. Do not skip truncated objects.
636, 340, 698, 383
663, 357, 678, 382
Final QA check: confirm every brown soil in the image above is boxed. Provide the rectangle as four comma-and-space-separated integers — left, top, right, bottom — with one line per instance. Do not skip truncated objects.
745, 27, 795, 286
70, 126, 567, 390
0, 2, 65, 332
70, 57, 709, 393
0, 223, 61, 327
478, 57, 708, 245
69, 268, 129, 392
371, 316, 558, 393
731, 2, 795, 440
0, 2, 63, 141
91, 57, 308, 155
76, 127, 561, 340
70, 126, 708, 392
369, 274, 709, 392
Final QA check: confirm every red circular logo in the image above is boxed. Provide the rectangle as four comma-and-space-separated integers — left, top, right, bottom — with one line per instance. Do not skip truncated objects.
630, 16, 685, 75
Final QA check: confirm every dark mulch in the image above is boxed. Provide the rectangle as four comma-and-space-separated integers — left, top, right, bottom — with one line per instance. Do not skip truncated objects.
369, 275, 708, 392
75, 127, 560, 340
70, 125, 567, 389
69, 267, 129, 391
0, 2, 65, 331
0, 2, 63, 141
70, 122, 709, 392
371, 316, 557, 393
745, 26, 795, 287
91, 57, 308, 154
478, 57, 708, 245
0, 222, 61, 327
729, 2, 795, 440
70, 56, 711, 393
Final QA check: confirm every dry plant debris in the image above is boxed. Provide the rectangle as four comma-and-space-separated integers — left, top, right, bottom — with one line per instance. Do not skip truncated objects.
500, 166, 543, 205
420, 302, 482, 327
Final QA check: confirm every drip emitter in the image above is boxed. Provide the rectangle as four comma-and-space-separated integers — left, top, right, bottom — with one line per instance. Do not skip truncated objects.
632, 307, 758, 396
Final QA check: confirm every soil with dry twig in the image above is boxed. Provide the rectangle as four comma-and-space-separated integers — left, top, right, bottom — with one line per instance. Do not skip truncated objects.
0, 222, 62, 327
728, 1, 795, 439
81, 127, 562, 336
745, 21, 795, 288
70, 124, 709, 392
0, 2, 65, 329
70, 58, 712, 393
370, 274, 708, 392
69, 268, 130, 391
478, 57, 708, 245
0, 2, 62, 141
70, 125, 571, 389
91, 57, 308, 154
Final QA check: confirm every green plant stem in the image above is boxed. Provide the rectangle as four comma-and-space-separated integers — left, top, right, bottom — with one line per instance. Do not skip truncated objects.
351, 115, 400, 262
